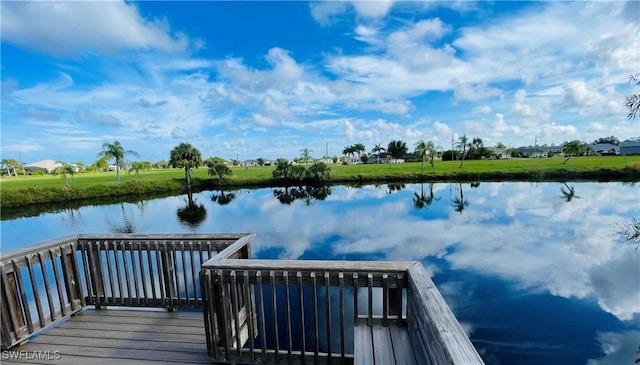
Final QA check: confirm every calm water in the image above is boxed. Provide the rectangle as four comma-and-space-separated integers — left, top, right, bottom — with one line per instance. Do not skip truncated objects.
1, 182, 639, 364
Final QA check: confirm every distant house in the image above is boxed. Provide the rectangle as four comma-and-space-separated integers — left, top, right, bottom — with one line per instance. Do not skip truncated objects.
591, 143, 619, 155
620, 140, 640, 155
487, 147, 509, 159
24, 160, 77, 173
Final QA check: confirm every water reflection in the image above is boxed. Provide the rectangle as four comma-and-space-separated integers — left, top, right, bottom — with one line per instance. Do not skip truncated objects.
176, 190, 207, 228
386, 183, 405, 194
273, 185, 331, 205
450, 182, 470, 213
211, 189, 237, 206
560, 183, 580, 203
1, 182, 638, 364
413, 182, 440, 209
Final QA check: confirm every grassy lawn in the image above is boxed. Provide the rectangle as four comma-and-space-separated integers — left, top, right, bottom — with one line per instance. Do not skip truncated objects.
1, 156, 638, 191
0, 156, 638, 208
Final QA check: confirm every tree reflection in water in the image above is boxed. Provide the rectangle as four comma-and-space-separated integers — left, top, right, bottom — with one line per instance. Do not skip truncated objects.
211, 190, 237, 206
177, 189, 207, 227
273, 185, 332, 205
560, 183, 580, 202
413, 182, 440, 209
450, 182, 470, 213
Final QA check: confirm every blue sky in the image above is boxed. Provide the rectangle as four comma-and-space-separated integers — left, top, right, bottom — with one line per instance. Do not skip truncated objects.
1, 1, 639, 164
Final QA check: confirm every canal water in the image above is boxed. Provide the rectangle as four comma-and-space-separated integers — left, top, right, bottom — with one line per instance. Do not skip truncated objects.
1, 182, 638, 364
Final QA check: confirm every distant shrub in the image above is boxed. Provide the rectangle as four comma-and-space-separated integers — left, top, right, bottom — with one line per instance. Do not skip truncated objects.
31, 170, 47, 176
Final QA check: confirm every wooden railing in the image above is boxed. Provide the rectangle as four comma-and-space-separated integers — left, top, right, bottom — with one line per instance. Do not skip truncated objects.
200, 259, 415, 364
201, 259, 484, 365
0, 233, 255, 350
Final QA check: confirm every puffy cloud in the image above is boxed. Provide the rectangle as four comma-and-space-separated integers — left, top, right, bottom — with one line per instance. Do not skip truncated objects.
0, 1, 190, 56
473, 105, 492, 115
345, 98, 413, 115
309, 0, 394, 25
451, 80, 502, 102
21, 108, 59, 121
170, 126, 196, 139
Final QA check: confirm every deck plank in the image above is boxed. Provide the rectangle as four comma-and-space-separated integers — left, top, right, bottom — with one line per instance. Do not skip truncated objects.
390, 325, 418, 365
5, 309, 210, 365
354, 325, 373, 365
372, 326, 395, 365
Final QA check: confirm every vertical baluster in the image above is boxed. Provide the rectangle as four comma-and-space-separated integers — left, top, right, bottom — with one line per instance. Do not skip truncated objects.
12, 260, 33, 333
190, 242, 197, 303
216, 270, 231, 359
201, 270, 218, 359
297, 272, 306, 359
36, 252, 55, 322
353, 273, 359, 325
283, 271, 292, 361
79, 243, 93, 304
256, 271, 267, 360
339, 272, 345, 360
147, 242, 157, 302
383, 274, 389, 327
48, 249, 66, 316
367, 273, 373, 327
230, 271, 242, 360
129, 241, 140, 304
96, 242, 108, 305
120, 241, 132, 305
243, 271, 255, 363
171, 242, 180, 305
1, 263, 23, 340
324, 272, 332, 358
270, 271, 279, 362
137, 242, 148, 304
114, 242, 124, 305
311, 272, 319, 359
104, 241, 116, 303
62, 243, 83, 310
26, 256, 45, 329
154, 243, 165, 305
181, 242, 189, 306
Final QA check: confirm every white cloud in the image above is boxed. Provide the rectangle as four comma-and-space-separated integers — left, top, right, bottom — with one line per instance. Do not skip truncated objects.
345, 98, 413, 115
309, 0, 394, 26
451, 80, 502, 102
171, 126, 196, 139
587, 331, 640, 365
1, 142, 44, 154
21, 108, 59, 121
473, 105, 492, 115
76, 108, 123, 127
0, 1, 190, 56
433, 121, 453, 138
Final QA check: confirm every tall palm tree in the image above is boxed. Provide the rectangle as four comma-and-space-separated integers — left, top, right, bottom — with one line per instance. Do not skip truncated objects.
414, 140, 428, 169
1, 159, 18, 176
455, 135, 471, 168
177, 190, 207, 228
299, 148, 313, 164
428, 144, 441, 167
169, 143, 202, 188
97, 141, 140, 183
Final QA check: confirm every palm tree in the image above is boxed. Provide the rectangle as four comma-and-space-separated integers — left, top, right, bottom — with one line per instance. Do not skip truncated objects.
1, 159, 18, 176
169, 143, 202, 188
97, 141, 140, 183
371, 143, 386, 163
428, 144, 441, 167
560, 183, 580, 202
211, 189, 237, 205
342, 145, 355, 163
455, 135, 471, 168
562, 140, 591, 164
299, 148, 313, 164
128, 161, 148, 180
55, 161, 75, 188
414, 140, 428, 169
177, 190, 207, 228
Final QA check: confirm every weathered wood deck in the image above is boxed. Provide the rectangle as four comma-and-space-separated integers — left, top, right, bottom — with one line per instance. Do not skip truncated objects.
1, 233, 484, 365
2, 308, 209, 365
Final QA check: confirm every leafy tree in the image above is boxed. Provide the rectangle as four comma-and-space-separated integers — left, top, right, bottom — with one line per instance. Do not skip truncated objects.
614, 218, 640, 245
155, 159, 168, 169
96, 141, 140, 183
74, 161, 86, 173
360, 154, 369, 163
441, 150, 460, 161
562, 140, 591, 164
257, 157, 265, 166
306, 162, 331, 183
290, 165, 307, 181
208, 162, 233, 181
273, 158, 293, 180
592, 136, 620, 146
387, 140, 408, 162
169, 143, 202, 187
300, 148, 313, 163
204, 156, 226, 167
495, 142, 507, 150
455, 135, 471, 168
625, 73, 639, 119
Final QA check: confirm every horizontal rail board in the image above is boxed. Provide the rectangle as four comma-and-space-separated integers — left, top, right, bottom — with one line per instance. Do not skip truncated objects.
202, 259, 417, 272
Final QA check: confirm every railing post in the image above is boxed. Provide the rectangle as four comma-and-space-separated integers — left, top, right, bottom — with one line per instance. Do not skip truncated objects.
63, 243, 84, 312
87, 242, 106, 309
160, 244, 176, 311
1, 264, 26, 350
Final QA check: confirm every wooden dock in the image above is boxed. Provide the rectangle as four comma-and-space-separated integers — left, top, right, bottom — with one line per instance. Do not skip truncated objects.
2, 309, 209, 365
1, 233, 484, 364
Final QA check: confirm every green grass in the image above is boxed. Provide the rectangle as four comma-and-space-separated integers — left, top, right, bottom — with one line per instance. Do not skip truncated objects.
1, 156, 638, 208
